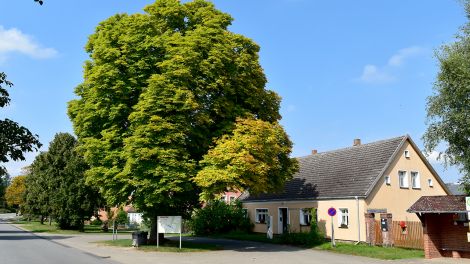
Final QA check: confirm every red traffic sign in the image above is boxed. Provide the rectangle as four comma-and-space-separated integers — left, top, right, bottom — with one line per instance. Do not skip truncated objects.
328, 207, 336, 216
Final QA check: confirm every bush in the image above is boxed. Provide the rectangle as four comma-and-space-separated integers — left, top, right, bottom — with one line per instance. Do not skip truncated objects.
279, 208, 324, 247
0, 208, 12, 213
90, 218, 102, 226
190, 200, 253, 236
115, 210, 128, 225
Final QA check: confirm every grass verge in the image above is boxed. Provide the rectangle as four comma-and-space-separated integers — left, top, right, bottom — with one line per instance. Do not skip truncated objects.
97, 239, 222, 252
15, 221, 132, 235
317, 242, 424, 260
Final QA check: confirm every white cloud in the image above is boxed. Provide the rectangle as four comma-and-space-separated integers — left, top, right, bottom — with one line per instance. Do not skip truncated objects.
0, 25, 57, 60
357, 45, 426, 84
359, 64, 394, 84
388, 46, 424, 67
426, 150, 446, 165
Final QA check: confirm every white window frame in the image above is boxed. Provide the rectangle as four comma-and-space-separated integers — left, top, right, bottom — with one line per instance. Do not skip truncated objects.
399, 170, 409, 188
338, 208, 349, 227
299, 208, 312, 226
384, 175, 391, 185
428, 178, 434, 187
255, 208, 268, 224
411, 171, 420, 189
404, 150, 410, 158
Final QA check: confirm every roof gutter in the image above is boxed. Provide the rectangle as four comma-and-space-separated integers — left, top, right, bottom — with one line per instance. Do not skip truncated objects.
241, 195, 367, 204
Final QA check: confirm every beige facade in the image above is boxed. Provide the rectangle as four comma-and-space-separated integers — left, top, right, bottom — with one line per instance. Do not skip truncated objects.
366, 140, 448, 221
242, 138, 449, 242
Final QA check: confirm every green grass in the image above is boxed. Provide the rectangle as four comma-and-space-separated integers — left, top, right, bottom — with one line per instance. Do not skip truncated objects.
14, 221, 133, 235
317, 242, 424, 260
98, 239, 222, 252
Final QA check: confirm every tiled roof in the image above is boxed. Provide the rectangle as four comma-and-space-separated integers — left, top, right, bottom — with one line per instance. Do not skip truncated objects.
407, 195, 468, 213
241, 136, 406, 202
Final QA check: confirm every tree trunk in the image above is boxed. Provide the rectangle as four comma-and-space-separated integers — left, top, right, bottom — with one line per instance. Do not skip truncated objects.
48, 216, 52, 226
148, 216, 164, 245
40, 215, 44, 225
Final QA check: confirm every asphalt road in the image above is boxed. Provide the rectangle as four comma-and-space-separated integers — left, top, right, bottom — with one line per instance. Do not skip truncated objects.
0, 222, 119, 264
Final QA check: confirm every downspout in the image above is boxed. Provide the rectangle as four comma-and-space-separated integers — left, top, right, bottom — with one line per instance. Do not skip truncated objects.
356, 196, 361, 244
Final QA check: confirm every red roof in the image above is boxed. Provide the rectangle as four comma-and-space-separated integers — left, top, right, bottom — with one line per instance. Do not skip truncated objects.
407, 195, 468, 213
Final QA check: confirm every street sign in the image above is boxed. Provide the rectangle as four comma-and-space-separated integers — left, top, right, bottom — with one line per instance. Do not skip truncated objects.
328, 207, 336, 217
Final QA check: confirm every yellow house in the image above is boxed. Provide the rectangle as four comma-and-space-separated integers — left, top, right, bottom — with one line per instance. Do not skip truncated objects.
240, 135, 450, 242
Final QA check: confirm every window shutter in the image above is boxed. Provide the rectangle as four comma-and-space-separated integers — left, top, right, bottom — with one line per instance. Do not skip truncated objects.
299, 209, 305, 225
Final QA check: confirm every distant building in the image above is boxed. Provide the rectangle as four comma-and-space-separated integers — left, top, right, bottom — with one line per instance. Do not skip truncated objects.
446, 183, 465, 195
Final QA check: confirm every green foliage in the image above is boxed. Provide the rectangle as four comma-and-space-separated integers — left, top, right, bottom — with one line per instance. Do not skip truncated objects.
5, 175, 26, 209
190, 200, 252, 236
115, 210, 128, 225
67, 0, 292, 240
195, 118, 298, 201
90, 218, 102, 226
0, 73, 41, 176
424, 1, 470, 193
23, 133, 101, 230
278, 231, 324, 247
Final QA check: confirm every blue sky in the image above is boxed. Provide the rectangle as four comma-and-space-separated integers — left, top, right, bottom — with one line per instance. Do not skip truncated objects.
0, 0, 466, 183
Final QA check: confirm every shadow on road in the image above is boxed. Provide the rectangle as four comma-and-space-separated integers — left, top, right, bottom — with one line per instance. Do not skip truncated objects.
0, 235, 73, 241
168, 236, 306, 253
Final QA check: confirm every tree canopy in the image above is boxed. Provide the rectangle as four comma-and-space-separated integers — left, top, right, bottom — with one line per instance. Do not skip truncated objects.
424, 1, 470, 193
5, 175, 26, 210
68, 0, 297, 239
195, 118, 298, 201
0, 73, 42, 176
24, 133, 101, 230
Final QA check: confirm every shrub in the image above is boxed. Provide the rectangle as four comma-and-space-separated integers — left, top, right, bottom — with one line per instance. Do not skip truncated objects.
90, 218, 102, 226
279, 208, 324, 247
190, 200, 253, 236
115, 210, 128, 225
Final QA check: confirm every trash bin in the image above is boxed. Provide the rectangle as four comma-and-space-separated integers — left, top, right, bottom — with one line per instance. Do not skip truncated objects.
132, 231, 148, 247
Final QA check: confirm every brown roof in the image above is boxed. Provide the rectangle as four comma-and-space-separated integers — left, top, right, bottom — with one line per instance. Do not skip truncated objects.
407, 195, 468, 213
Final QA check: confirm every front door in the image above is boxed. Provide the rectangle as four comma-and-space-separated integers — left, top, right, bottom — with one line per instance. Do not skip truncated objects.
278, 208, 289, 234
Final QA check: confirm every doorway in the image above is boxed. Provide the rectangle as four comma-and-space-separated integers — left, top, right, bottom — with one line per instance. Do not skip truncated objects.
278, 207, 289, 234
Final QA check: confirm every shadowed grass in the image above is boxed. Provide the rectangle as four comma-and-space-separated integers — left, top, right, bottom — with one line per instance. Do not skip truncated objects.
97, 239, 222, 252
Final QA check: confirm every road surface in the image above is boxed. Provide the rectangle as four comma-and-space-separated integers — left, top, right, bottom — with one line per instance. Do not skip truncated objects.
0, 222, 118, 264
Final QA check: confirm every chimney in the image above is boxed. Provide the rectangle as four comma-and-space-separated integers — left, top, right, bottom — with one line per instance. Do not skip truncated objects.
353, 138, 361, 146
311, 149, 318, 155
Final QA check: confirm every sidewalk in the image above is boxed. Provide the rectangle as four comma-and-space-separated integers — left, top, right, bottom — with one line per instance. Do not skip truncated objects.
11, 224, 470, 264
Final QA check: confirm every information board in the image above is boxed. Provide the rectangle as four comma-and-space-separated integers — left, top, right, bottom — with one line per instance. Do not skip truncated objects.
157, 216, 182, 234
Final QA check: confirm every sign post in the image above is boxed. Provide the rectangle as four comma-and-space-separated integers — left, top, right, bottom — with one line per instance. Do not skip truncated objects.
328, 207, 336, 247
157, 216, 182, 249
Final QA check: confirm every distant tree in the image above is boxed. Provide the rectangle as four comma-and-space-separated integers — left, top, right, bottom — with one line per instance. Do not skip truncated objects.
34, 0, 43, 5
5, 176, 26, 211
195, 118, 298, 201
0, 173, 11, 207
0, 73, 42, 176
24, 133, 101, 230
424, 1, 470, 193
68, 0, 294, 242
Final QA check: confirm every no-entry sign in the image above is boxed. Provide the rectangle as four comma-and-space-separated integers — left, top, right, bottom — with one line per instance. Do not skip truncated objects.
328, 207, 336, 217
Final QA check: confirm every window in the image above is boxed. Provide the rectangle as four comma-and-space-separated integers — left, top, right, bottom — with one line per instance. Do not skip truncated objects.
299, 208, 312, 225
404, 150, 410, 158
384, 175, 391, 185
411, 171, 420, 189
255, 209, 268, 224
220, 195, 226, 202
428, 178, 434, 187
399, 171, 408, 188
338, 208, 349, 227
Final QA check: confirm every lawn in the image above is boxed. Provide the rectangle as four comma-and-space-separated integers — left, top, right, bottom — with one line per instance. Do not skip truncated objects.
317, 242, 424, 260
208, 231, 423, 260
98, 239, 222, 252
14, 221, 133, 235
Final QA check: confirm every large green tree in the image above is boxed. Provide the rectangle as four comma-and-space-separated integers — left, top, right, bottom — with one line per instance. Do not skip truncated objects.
24, 133, 101, 230
68, 0, 296, 241
424, 1, 470, 193
0, 73, 42, 176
